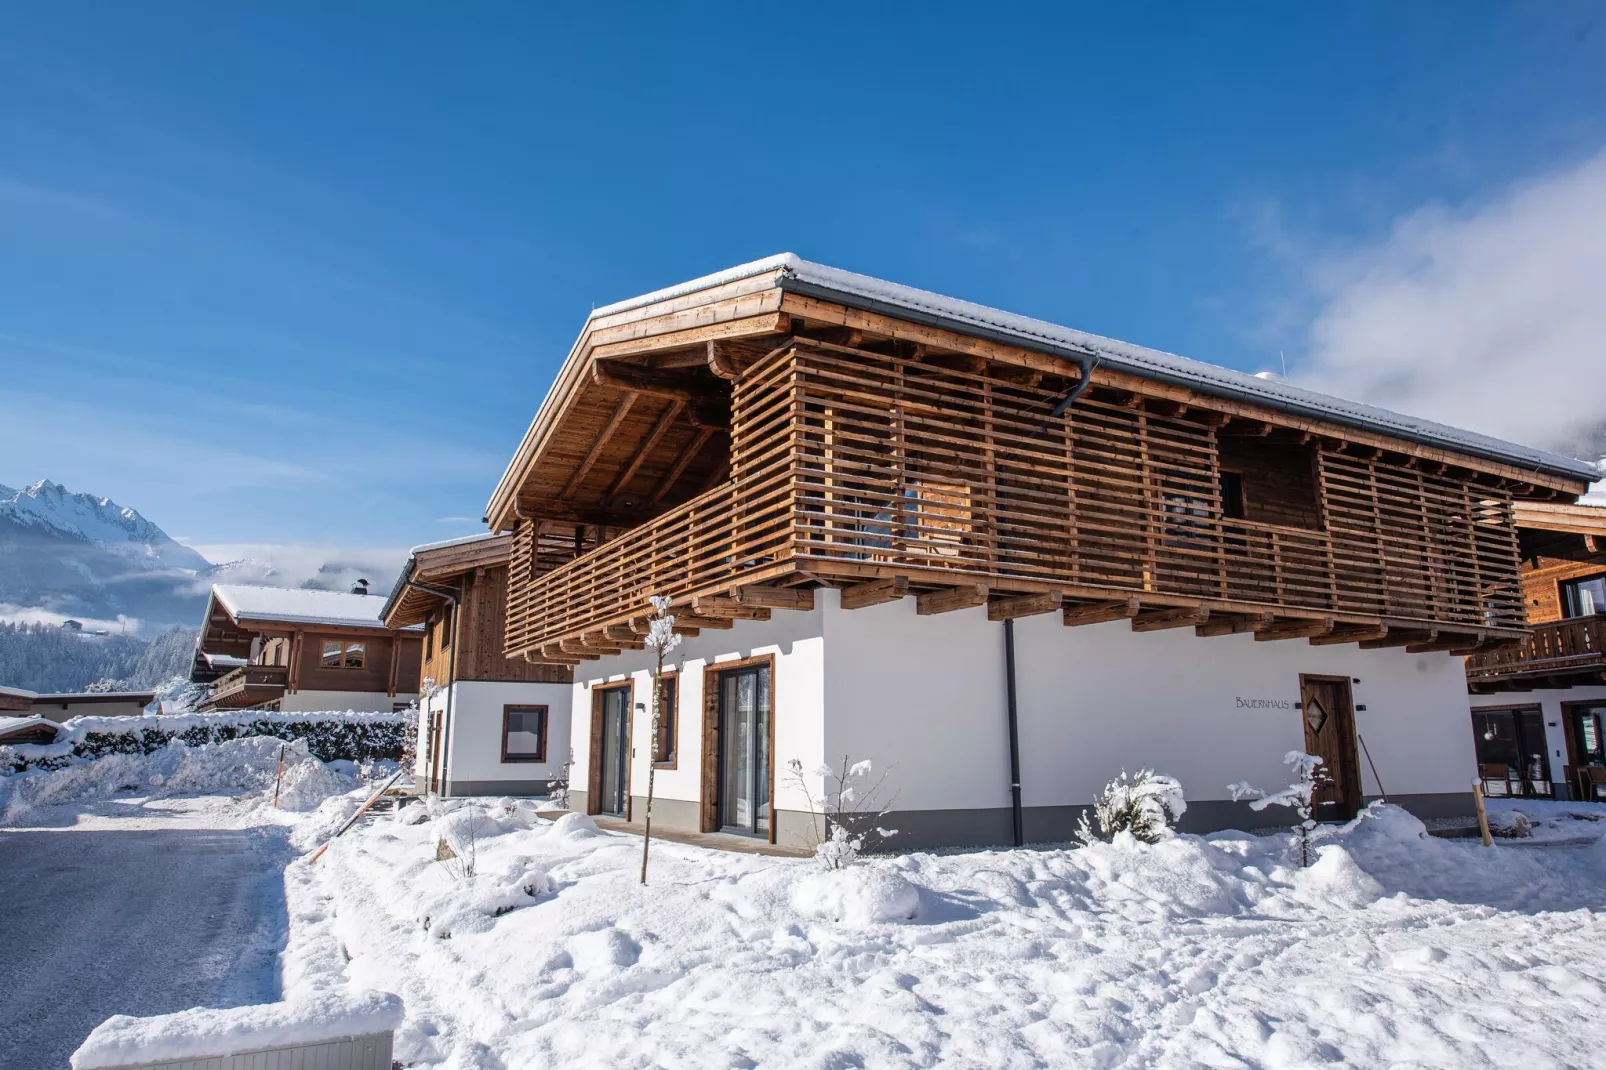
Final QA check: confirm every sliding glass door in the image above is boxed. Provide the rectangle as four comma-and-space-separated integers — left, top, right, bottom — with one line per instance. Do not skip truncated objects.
598, 686, 630, 816
718, 665, 771, 836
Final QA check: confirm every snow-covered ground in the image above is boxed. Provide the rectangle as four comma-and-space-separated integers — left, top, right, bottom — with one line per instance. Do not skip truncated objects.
310, 798, 1606, 1069
8, 739, 1606, 1069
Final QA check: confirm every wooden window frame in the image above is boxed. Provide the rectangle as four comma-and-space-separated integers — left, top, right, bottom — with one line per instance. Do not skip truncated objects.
699, 653, 777, 843
1559, 573, 1606, 619
501, 704, 548, 764
587, 681, 634, 819
651, 671, 678, 769
320, 639, 367, 670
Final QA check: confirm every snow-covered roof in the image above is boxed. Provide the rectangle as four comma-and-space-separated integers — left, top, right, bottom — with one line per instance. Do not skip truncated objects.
212, 584, 394, 629
33, 691, 157, 704
408, 530, 499, 555
203, 653, 248, 669
592, 254, 1598, 484
0, 684, 38, 700
0, 715, 63, 739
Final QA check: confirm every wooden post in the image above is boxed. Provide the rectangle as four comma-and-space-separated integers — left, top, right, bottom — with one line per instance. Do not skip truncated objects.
1471, 778, 1493, 847
272, 744, 285, 808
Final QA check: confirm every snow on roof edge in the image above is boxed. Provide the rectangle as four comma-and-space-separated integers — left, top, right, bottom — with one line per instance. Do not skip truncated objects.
773, 258, 1597, 484
212, 583, 401, 630
0, 684, 38, 700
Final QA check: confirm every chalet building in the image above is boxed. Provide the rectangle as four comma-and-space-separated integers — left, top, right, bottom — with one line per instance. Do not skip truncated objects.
380, 533, 572, 796
1467, 502, 1606, 802
484, 255, 1598, 849
193, 584, 422, 713
0, 685, 154, 718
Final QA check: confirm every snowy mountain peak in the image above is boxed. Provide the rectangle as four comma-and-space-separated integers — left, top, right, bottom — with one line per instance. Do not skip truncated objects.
0, 479, 211, 572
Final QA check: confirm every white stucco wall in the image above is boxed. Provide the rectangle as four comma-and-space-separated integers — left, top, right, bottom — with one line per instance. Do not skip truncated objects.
571, 606, 827, 817
419, 681, 573, 790
821, 591, 1476, 814
279, 690, 416, 714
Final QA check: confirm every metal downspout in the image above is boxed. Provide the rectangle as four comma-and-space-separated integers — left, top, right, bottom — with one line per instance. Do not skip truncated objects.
406, 580, 459, 797
1005, 354, 1096, 847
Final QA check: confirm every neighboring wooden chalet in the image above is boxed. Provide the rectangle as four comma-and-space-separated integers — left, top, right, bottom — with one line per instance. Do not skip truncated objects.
194, 584, 422, 713
381, 533, 571, 797
0, 685, 153, 718
485, 255, 1598, 848
0, 715, 65, 746
1468, 501, 1606, 801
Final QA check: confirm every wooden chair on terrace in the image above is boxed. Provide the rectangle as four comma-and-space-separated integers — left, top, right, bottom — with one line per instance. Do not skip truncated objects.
1578, 766, 1606, 803
1478, 764, 1516, 798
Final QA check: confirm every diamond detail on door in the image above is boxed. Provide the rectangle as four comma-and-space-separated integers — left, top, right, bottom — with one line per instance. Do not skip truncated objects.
1304, 696, 1329, 735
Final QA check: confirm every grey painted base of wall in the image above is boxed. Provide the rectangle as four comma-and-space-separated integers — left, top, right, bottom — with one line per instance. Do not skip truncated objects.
555, 791, 1473, 852
877, 791, 1477, 851
444, 778, 553, 798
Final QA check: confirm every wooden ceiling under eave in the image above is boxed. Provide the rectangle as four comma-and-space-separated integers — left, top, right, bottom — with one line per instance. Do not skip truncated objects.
494, 278, 792, 531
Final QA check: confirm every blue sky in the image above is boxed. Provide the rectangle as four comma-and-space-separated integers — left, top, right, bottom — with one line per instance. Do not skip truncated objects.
2, 3, 1603, 565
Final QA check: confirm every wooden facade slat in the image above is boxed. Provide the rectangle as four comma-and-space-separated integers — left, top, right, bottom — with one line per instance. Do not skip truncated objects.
503, 341, 1533, 656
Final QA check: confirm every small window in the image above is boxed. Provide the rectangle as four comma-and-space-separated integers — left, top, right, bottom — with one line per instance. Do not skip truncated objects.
321, 640, 365, 669
425, 626, 433, 660
502, 705, 547, 763
439, 605, 453, 650
1561, 574, 1606, 618
652, 675, 678, 766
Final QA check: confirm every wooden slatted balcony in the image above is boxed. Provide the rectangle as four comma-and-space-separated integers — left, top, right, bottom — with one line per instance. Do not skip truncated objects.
203, 664, 289, 709
505, 342, 1532, 660
1467, 617, 1606, 691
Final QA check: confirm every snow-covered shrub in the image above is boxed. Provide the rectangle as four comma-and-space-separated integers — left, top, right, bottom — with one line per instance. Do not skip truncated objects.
546, 749, 574, 811
786, 756, 898, 868
793, 866, 921, 926
1076, 769, 1186, 845
1228, 750, 1333, 867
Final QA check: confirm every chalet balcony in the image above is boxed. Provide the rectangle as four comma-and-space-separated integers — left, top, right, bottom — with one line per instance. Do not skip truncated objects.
1467, 617, 1606, 692
504, 341, 1533, 660
203, 664, 289, 710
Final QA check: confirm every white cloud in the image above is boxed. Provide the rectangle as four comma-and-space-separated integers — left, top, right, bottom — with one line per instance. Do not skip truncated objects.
0, 604, 142, 634
189, 543, 409, 595
1294, 149, 1606, 463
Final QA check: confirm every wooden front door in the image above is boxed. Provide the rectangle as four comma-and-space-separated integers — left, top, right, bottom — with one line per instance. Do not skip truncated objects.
1299, 675, 1363, 821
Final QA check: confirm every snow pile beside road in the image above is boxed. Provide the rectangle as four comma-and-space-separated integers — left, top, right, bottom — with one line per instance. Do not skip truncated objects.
71, 990, 403, 1069
0, 735, 369, 823
304, 801, 1606, 1067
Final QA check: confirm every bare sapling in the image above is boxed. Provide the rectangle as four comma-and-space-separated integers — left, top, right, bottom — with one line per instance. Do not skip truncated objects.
785, 755, 899, 868
640, 594, 681, 884
548, 749, 574, 811
1228, 751, 1333, 867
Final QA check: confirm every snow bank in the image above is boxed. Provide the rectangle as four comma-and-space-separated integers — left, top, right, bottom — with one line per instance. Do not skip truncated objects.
298, 799, 1606, 1067
1, 735, 371, 823
793, 866, 921, 925
70, 990, 404, 1069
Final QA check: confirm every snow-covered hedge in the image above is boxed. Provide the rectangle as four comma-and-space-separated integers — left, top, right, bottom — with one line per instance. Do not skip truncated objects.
1, 709, 407, 776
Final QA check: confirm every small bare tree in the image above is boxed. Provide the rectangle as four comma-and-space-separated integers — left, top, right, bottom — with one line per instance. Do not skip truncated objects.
639, 595, 681, 884
786, 756, 898, 868
1228, 751, 1333, 867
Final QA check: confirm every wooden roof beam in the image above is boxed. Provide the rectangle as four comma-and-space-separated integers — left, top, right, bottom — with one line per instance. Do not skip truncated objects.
1361, 629, 1435, 650
1195, 612, 1274, 638
988, 591, 1063, 622
1063, 597, 1141, 627
733, 584, 816, 611
1309, 624, 1389, 646
839, 576, 908, 610
1254, 617, 1335, 642
707, 340, 739, 380
1132, 606, 1210, 632
916, 584, 989, 616
559, 393, 637, 499
1408, 633, 1482, 654
604, 399, 683, 505
690, 596, 772, 621
649, 427, 716, 506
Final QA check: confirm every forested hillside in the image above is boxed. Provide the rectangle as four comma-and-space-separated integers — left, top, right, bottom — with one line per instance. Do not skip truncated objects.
0, 624, 196, 694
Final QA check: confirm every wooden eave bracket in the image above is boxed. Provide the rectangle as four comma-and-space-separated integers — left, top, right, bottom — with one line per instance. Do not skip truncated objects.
988, 591, 1063, 622
1062, 597, 1141, 627
1253, 617, 1335, 642
839, 576, 909, 610
733, 584, 815, 611
1195, 612, 1274, 638
690, 596, 773, 621
1131, 605, 1211, 632
1308, 624, 1390, 647
915, 584, 990, 616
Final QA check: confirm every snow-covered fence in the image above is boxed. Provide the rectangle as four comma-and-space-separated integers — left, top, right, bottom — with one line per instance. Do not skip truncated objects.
2, 709, 407, 776
70, 991, 402, 1070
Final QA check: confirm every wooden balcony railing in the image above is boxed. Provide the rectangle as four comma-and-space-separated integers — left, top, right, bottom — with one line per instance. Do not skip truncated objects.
1467, 617, 1606, 681
206, 664, 289, 709
505, 342, 1530, 657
